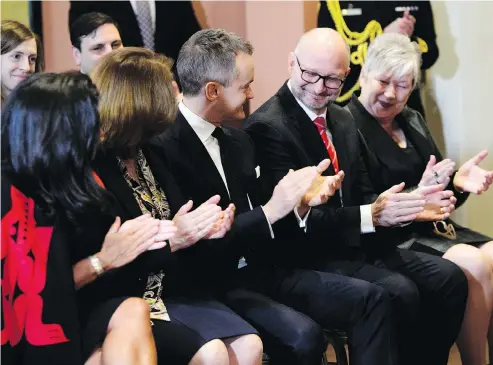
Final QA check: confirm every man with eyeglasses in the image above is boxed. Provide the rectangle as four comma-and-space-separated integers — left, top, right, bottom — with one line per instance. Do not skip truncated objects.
244, 28, 468, 365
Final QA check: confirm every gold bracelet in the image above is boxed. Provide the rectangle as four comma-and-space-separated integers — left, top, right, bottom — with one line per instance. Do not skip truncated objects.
89, 255, 104, 277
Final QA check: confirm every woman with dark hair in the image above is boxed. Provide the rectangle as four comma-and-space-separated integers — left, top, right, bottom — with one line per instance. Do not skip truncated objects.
1, 20, 44, 106
1, 72, 176, 365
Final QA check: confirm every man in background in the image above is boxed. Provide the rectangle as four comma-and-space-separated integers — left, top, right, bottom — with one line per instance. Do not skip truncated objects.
69, 1, 201, 85
70, 12, 123, 75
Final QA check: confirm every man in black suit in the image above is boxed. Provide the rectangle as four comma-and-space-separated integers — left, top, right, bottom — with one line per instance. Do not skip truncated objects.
69, 1, 200, 84
69, 12, 123, 75
244, 28, 468, 365
152, 28, 401, 365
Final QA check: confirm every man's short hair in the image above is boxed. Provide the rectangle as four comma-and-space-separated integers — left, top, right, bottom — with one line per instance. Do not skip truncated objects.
70, 12, 120, 50
177, 28, 253, 97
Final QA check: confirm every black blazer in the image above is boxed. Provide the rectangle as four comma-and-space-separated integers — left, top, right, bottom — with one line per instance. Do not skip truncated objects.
244, 82, 376, 267
347, 96, 470, 242
150, 111, 273, 271
69, 1, 200, 80
74, 146, 186, 312
1, 169, 83, 365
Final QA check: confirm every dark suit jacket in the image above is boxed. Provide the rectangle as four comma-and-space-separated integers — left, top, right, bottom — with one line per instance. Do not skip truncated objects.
347, 96, 474, 246
244, 82, 375, 268
1, 169, 84, 365
69, 1, 200, 83
150, 111, 273, 271
74, 146, 184, 313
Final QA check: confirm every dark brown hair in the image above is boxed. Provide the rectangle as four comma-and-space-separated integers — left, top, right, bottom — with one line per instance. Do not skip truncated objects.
1, 20, 45, 104
91, 47, 177, 158
1, 20, 44, 72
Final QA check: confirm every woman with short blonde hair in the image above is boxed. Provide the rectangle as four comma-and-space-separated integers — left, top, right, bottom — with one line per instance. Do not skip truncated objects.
351, 32, 493, 365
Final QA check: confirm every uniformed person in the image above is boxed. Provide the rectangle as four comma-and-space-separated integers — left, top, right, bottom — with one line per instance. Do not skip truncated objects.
318, 0, 439, 117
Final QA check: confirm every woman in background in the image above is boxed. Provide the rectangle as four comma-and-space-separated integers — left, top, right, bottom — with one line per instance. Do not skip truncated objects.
1, 20, 44, 106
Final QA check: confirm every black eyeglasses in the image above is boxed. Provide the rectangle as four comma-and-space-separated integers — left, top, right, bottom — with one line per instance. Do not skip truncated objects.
294, 54, 345, 89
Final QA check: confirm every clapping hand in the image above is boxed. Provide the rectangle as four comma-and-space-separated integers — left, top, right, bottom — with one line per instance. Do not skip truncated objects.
169, 195, 223, 252
301, 159, 345, 207
206, 203, 236, 239
453, 150, 493, 195
98, 215, 176, 269
384, 9, 416, 36
419, 155, 455, 188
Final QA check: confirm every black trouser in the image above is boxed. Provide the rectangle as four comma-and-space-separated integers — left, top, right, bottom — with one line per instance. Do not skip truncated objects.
221, 288, 326, 365
317, 248, 468, 365
224, 267, 398, 365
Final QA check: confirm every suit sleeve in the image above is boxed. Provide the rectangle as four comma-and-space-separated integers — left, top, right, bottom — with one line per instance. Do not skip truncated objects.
354, 135, 380, 205
246, 119, 363, 243
147, 137, 272, 268
413, 1, 439, 70
73, 221, 176, 293
173, 207, 272, 268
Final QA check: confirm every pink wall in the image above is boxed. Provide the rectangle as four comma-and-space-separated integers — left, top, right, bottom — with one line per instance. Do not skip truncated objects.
193, 1, 246, 38
40, 1, 315, 111
42, 1, 74, 72
245, 1, 305, 110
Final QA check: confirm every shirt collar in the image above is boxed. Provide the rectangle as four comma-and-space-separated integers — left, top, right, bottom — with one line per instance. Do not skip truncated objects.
179, 102, 216, 143
287, 80, 327, 122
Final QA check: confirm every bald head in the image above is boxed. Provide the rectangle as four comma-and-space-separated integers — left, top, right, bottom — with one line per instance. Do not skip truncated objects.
295, 28, 350, 66
288, 28, 350, 114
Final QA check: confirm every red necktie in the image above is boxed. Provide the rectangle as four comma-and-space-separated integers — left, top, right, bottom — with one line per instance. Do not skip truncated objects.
314, 116, 339, 173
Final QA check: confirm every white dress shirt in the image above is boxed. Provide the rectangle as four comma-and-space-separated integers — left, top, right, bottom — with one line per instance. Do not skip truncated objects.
129, 0, 156, 31
179, 102, 275, 239
287, 81, 375, 234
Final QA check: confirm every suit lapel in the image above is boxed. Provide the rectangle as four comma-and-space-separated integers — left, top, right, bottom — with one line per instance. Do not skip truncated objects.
327, 104, 351, 196
327, 104, 350, 172
349, 96, 416, 173
174, 111, 231, 202
92, 150, 143, 219
399, 112, 434, 164
220, 128, 251, 212
277, 83, 334, 174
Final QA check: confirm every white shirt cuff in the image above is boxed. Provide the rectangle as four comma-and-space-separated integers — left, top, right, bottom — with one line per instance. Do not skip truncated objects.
360, 204, 375, 234
260, 206, 275, 239
294, 206, 311, 232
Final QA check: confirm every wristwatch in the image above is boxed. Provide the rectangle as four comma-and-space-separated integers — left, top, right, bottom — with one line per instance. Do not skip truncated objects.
89, 255, 105, 277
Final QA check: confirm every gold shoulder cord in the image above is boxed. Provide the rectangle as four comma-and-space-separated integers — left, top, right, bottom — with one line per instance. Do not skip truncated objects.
324, 0, 429, 102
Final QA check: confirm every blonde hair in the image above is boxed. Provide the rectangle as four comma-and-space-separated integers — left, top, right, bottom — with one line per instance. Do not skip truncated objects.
362, 33, 422, 88
91, 47, 177, 157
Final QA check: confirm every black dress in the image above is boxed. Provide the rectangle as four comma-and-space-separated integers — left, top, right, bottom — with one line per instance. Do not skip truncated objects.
1, 171, 84, 365
78, 147, 257, 364
348, 96, 491, 255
